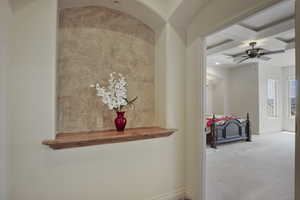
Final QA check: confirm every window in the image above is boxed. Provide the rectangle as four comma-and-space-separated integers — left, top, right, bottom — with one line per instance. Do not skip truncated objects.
267, 79, 279, 118
288, 79, 296, 117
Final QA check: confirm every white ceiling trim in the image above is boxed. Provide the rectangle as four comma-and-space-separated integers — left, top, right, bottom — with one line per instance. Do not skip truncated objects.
207, 17, 294, 56
58, 0, 166, 30
207, 41, 242, 55
256, 18, 294, 40
225, 25, 257, 41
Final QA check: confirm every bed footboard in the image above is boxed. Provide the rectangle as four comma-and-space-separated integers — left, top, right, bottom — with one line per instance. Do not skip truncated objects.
210, 113, 251, 148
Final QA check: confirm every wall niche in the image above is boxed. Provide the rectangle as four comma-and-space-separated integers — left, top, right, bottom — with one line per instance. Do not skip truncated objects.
57, 6, 156, 133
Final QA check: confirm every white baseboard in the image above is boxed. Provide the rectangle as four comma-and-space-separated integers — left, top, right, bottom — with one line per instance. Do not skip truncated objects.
146, 187, 185, 200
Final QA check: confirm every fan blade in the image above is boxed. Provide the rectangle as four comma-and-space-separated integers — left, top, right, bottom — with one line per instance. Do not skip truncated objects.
237, 57, 250, 63
223, 53, 234, 58
232, 51, 246, 58
224, 51, 246, 58
261, 50, 285, 55
233, 55, 248, 62
258, 56, 271, 61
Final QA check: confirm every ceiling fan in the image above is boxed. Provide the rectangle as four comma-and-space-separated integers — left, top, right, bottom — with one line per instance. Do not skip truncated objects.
226, 42, 285, 63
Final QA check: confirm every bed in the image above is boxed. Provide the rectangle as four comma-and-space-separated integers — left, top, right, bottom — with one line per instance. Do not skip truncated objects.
205, 113, 252, 148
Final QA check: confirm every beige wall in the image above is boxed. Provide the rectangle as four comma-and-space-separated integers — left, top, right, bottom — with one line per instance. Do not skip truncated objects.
185, 37, 206, 200
206, 81, 226, 115
8, 1, 57, 199
206, 66, 230, 115
227, 63, 260, 134
8, 1, 186, 200
205, 84, 213, 114
212, 81, 226, 114
6, 0, 299, 200
57, 6, 155, 132
0, 1, 12, 199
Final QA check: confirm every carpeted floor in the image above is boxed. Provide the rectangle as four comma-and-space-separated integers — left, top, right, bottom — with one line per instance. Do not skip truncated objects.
206, 132, 295, 200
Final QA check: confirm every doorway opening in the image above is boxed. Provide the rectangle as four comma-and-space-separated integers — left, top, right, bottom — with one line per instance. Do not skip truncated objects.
204, 1, 295, 199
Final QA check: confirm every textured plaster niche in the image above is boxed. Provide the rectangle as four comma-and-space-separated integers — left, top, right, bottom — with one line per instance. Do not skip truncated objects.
57, 6, 155, 133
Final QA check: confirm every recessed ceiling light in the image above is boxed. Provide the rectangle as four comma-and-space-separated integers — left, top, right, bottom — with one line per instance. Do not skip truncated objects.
215, 62, 220, 65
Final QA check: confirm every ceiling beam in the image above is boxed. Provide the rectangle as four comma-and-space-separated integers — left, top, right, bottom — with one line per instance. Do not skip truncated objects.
207, 41, 243, 55
207, 17, 294, 56
223, 24, 257, 41
256, 18, 294, 40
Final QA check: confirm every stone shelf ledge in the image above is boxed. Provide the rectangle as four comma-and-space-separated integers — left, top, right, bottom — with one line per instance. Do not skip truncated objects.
42, 127, 176, 150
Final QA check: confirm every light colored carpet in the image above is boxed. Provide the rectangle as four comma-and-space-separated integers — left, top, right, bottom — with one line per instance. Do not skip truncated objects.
206, 132, 295, 200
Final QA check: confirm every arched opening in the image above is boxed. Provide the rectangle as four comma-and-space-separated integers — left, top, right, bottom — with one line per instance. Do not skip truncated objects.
56, 5, 157, 132
58, 0, 166, 30
185, 0, 299, 199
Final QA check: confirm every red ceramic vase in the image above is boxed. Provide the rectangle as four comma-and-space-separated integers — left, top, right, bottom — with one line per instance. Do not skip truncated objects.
115, 111, 127, 132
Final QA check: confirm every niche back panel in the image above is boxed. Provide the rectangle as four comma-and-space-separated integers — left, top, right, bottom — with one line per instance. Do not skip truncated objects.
57, 6, 155, 133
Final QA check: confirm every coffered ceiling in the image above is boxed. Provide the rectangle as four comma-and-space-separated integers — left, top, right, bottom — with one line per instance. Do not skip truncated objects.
206, 0, 295, 68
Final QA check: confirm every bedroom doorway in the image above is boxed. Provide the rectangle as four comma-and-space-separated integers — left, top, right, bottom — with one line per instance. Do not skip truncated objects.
204, 1, 296, 199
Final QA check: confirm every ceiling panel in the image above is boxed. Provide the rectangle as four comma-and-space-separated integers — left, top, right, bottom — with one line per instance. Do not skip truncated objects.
275, 29, 295, 42
206, 0, 295, 68
206, 31, 233, 48
222, 46, 247, 55
240, 0, 295, 30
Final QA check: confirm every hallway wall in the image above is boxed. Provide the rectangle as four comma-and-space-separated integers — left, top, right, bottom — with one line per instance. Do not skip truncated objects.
6, 0, 296, 200
0, 1, 12, 199
8, 1, 186, 200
